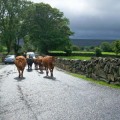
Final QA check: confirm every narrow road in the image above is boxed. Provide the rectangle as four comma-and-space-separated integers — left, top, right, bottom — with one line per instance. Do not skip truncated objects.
0, 64, 120, 120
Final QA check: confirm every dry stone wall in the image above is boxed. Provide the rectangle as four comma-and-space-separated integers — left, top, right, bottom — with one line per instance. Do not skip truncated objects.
56, 57, 120, 84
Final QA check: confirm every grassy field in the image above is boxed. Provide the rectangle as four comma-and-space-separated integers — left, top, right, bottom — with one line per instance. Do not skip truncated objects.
58, 56, 91, 60
50, 51, 119, 60
102, 52, 116, 55
50, 50, 117, 54
49, 51, 119, 60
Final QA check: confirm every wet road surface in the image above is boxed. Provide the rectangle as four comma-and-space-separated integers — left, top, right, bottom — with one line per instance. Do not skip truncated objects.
0, 64, 120, 120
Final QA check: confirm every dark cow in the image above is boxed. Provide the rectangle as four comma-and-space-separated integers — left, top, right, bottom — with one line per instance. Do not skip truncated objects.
26, 55, 34, 70
14, 56, 27, 78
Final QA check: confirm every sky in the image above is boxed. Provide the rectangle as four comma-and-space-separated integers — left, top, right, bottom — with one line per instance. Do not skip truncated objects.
29, 0, 120, 40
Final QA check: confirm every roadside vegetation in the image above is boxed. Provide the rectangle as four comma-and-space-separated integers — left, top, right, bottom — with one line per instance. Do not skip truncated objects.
69, 72, 120, 89
49, 43, 120, 60
59, 56, 91, 60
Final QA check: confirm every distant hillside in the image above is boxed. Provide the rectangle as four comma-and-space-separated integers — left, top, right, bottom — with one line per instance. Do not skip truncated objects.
71, 39, 115, 47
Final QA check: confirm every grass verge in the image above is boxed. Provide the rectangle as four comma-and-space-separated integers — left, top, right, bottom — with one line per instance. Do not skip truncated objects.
58, 56, 91, 60
68, 72, 120, 89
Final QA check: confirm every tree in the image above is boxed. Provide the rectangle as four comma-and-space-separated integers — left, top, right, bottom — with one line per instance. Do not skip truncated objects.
100, 42, 112, 52
22, 35, 36, 52
95, 47, 102, 57
0, 0, 32, 54
72, 45, 80, 51
23, 3, 74, 54
112, 40, 120, 55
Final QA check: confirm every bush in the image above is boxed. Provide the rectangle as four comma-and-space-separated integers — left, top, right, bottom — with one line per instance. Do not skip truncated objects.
0, 46, 3, 52
112, 40, 120, 55
72, 45, 80, 51
64, 48, 72, 56
95, 47, 102, 57
100, 42, 112, 52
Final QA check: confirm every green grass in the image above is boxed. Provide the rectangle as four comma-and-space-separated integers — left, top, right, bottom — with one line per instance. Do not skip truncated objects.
69, 72, 120, 89
50, 50, 117, 55
72, 51, 94, 54
102, 52, 116, 55
49, 51, 66, 53
50, 50, 118, 56
49, 50, 94, 54
50, 51, 119, 59
58, 56, 91, 60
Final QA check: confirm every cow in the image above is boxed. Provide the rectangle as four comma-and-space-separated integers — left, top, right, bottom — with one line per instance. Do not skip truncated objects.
14, 56, 27, 78
26, 55, 34, 70
42, 56, 55, 77
37, 56, 44, 73
33, 57, 39, 70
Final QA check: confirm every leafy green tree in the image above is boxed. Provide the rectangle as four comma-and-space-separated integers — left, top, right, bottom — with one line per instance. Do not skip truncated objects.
100, 42, 112, 52
89, 46, 95, 51
72, 45, 80, 51
22, 35, 36, 52
23, 3, 74, 54
112, 40, 120, 55
0, 45, 3, 52
95, 47, 102, 57
79, 46, 84, 51
0, 0, 32, 54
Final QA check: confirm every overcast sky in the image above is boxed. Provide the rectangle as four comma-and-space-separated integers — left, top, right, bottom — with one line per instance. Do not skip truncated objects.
29, 0, 120, 40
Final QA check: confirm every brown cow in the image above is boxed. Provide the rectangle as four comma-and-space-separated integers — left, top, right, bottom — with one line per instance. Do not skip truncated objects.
33, 56, 43, 70
37, 56, 44, 72
33, 58, 39, 70
14, 56, 27, 78
42, 56, 55, 77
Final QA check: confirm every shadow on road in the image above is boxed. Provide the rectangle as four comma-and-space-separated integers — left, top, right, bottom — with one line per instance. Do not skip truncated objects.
38, 71, 44, 74
43, 76, 56, 81
14, 77, 26, 82
26, 69, 33, 72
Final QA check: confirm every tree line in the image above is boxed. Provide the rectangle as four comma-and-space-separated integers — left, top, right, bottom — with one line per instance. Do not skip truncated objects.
72, 40, 120, 56
0, 0, 73, 55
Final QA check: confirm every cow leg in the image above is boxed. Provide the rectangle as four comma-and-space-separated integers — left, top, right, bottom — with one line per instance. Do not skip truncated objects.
36, 64, 38, 70
39, 64, 43, 73
46, 68, 48, 76
50, 68, 53, 77
35, 64, 38, 70
49, 65, 54, 77
19, 71, 20, 78
31, 63, 33, 69
29, 65, 30, 70
17, 69, 20, 78
28, 64, 30, 70
28, 64, 29, 70
21, 70, 24, 78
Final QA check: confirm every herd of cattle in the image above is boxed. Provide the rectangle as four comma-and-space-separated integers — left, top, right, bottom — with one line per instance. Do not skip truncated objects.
14, 55, 55, 78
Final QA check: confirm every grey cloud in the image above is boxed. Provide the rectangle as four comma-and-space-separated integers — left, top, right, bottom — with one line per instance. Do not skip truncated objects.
70, 15, 120, 31
67, 0, 120, 39
70, 30, 120, 39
